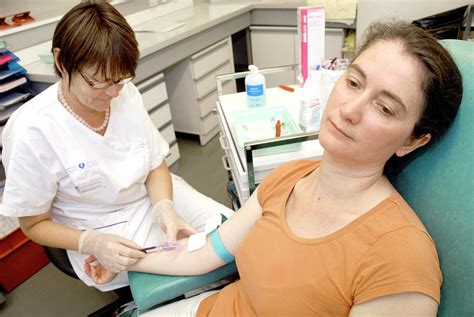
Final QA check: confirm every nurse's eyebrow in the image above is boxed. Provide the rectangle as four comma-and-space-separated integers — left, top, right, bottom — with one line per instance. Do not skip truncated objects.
350, 63, 407, 113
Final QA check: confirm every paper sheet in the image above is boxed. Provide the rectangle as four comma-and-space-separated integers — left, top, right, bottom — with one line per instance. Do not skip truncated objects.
307, 0, 357, 25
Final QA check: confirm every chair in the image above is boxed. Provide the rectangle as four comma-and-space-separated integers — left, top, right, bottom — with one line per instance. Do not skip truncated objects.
43, 246, 133, 317
394, 39, 474, 316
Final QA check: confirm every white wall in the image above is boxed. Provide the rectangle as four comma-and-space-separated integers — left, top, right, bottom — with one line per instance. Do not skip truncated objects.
356, 0, 471, 48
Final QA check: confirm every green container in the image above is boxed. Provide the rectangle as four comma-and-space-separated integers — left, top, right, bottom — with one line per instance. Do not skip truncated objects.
231, 106, 302, 157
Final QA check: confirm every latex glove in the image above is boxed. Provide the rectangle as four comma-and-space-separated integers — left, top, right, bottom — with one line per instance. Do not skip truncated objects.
84, 256, 118, 285
78, 230, 145, 273
152, 199, 197, 242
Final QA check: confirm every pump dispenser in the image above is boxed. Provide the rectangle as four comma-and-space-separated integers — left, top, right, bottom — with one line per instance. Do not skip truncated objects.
245, 65, 266, 108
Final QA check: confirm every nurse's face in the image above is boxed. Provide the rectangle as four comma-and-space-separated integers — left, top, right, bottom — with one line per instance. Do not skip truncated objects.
68, 66, 125, 112
318, 40, 431, 168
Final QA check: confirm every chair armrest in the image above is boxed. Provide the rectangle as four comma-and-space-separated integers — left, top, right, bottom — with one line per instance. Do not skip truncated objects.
128, 262, 237, 313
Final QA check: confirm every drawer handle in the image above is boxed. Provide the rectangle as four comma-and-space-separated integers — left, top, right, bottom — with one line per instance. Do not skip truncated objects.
221, 155, 231, 171
219, 134, 230, 150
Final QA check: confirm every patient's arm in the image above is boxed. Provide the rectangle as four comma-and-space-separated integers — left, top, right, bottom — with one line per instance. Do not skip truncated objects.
349, 292, 438, 317
86, 189, 262, 283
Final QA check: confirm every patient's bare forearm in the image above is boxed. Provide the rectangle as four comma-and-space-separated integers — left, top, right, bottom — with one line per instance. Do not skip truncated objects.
130, 190, 262, 275
130, 237, 223, 275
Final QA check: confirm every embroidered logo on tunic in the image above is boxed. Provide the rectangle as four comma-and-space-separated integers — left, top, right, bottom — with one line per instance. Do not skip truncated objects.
66, 160, 98, 174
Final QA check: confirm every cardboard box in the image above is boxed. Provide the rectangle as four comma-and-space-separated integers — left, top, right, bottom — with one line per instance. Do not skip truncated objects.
0, 228, 49, 292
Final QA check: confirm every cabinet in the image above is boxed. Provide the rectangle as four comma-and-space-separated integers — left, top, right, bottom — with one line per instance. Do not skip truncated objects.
135, 72, 180, 166
165, 37, 236, 145
250, 26, 299, 88
250, 26, 345, 87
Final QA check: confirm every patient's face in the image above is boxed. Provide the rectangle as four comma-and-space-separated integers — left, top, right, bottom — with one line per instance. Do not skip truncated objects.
319, 40, 426, 168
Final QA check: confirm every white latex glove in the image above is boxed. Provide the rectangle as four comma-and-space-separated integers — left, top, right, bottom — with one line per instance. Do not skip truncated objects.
78, 230, 145, 273
152, 199, 197, 242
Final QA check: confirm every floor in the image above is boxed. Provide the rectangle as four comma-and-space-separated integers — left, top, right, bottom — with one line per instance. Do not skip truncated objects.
0, 134, 232, 317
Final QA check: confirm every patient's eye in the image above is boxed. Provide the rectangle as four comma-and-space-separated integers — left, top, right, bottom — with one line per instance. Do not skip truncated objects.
377, 102, 395, 116
346, 78, 359, 89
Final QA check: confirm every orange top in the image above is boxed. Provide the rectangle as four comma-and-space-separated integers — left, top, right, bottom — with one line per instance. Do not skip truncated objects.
197, 160, 442, 316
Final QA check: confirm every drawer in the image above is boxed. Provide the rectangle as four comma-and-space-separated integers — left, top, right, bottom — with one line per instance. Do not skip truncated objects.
165, 142, 180, 167
225, 149, 249, 204
149, 103, 172, 129
197, 81, 236, 118
191, 39, 231, 81
159, 123, 176, 144
195, 62, 234, 100
200, 111, 219, 135
198, 89, 218, 118
141, 81, 168, 112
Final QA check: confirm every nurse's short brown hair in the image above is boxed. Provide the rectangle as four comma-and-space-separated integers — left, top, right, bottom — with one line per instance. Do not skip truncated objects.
52, 0, 139, 82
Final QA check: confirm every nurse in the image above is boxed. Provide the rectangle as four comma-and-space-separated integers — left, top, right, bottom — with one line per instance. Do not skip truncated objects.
0, 0, 232, 291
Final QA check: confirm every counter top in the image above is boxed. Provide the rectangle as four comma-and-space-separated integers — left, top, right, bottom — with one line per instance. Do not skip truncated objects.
13, 0, 354, 84
15, 1, 248, 83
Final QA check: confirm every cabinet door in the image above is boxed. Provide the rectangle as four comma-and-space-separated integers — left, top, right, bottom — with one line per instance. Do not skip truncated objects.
325, 29, 344, 59
250, 26, 297, 88
251, 26, 346, 87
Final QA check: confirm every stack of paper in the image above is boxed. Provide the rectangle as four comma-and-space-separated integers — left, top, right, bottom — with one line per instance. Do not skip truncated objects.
0, 47, 31, 123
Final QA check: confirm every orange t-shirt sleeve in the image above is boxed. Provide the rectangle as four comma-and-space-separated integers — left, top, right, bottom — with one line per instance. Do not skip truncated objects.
257, 163, 286, 205
257, 160, 309, 205
352, 226, 442, 304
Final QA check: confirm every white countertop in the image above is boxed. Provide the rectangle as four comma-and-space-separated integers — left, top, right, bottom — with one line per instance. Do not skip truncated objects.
14, 1, 248, 82
12, 0, 354, 83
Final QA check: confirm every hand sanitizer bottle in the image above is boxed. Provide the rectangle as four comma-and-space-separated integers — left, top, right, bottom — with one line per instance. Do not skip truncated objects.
299, 66, 322, 132
245, 65, 266, 108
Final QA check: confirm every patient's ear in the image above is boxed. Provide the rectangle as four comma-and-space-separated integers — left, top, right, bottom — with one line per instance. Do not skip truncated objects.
396, 133, 431, 157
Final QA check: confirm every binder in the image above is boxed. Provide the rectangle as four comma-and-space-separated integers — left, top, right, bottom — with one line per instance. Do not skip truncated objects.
0, 103, 21, 125
0, 63, 26, 81
0, 76, 27, 93
0, 91, 30, 109
0, 51, 19, 66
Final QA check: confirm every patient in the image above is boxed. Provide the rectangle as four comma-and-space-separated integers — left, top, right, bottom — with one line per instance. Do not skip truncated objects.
86, 21, 463, 316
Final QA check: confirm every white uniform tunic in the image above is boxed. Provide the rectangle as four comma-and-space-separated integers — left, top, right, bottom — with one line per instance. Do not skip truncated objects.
1, 82, 169, 290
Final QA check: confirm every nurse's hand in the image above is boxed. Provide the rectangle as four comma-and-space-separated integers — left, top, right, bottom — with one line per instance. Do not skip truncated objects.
152, 199, 197, 242
78, 230, 146, 273
84, 256, 117, 284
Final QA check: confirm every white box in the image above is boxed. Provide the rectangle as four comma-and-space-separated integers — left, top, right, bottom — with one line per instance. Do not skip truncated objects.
298, 6, 325, 83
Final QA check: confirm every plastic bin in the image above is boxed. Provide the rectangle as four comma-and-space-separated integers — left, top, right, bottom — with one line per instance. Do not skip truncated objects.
231, 106, 302, 157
